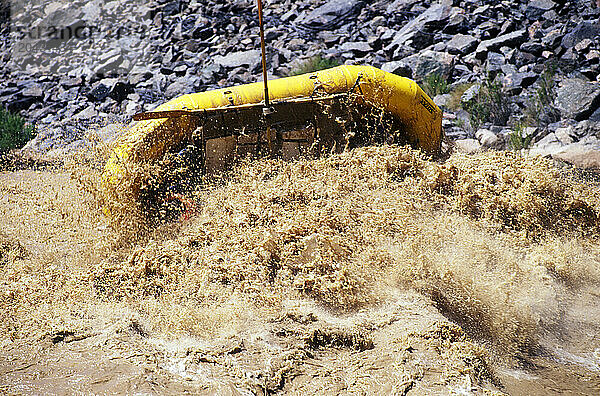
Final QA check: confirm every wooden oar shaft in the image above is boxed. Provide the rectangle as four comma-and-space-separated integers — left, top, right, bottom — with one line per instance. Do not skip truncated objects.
257, 0, 269, 107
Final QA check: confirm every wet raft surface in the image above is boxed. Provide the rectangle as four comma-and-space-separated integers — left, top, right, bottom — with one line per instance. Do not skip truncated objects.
1, 147, 600, 394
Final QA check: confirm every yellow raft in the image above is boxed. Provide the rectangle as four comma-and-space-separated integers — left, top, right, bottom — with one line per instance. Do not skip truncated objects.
101, 65, 442, 220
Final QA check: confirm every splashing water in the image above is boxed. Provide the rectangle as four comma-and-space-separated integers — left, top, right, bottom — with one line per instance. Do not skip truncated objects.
1, 145, 599, 394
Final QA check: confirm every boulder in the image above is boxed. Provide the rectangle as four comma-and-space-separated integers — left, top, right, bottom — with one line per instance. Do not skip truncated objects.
87, 79, 133, 102
554, 126, 575, 144
525, 0, 556, 20
555, 79, 600, 121
394, 50, 455, 81
433, 93, 451, 108
87, 82, 112, 102
380, 60, 412, 77
529, 132, 567, 156
561, 21, 600, 49
73, 104, 98, 121
520, 41, 544, 55
164, 79, 195, 99
94, 49, 123, 75
385, 0, 420, 14
542, 29, 564, 49
213, 50, 261, 69
486, 52, 506, 73
475, 30, 528, 60
553, 135, 600, 169
339, 41, 372, 56
386, 1, 453, 55
21, 82, 44, 98
501, 71, 538, 94
446, 34, 479, 55
297, 0, 364, 31
475, 128, 499, 148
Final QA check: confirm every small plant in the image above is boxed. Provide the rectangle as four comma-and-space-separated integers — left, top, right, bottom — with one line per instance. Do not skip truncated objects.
421, 73, 449, 98
508, 122, 533, 151
523, 63, 558, 127
463, 76, 511, 130
288, 54, 341, 76
447, 83, 474, 111
454, 117, 467, 131
0, 107, 35, 154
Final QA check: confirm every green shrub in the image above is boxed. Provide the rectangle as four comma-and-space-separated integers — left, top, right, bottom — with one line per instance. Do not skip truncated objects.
0, 107, 35, 153
421, 73, 449, 98
463, 77, 511, 130
523, 64, 558, 127
288, 54, 341, 76
508, 123, 533, 151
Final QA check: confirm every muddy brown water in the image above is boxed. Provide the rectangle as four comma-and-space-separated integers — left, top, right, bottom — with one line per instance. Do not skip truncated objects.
1, 147, 600, 395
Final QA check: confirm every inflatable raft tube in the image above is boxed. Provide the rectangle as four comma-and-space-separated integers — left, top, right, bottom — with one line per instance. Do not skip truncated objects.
101, 65, 442, 220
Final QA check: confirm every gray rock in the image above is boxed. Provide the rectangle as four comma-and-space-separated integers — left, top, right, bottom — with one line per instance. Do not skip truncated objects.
381, 61, 412, 77
445, 126, 469, 140
475, 30, 528, 60
125, 101, 141, 117
280, 9, 297, 22
339, 41, 372, 56
486, 52, 506, 72
395, 50, 455, 81
542, 29, 564, 49
213, 50, 261, 69
21, 83, 43, 98
162, 1, 181, 16
554, 126, 575, 144
573, 120, 600, 139
461, 84, 480, 103
60, 77, 83, 88
81, 1, 102, 21
502, 71, 538, 94
455, 109, 472, 132
590, 106, 600, 122
561, 21, 600, 49
320, 31, 341, 46
444, 13, 468, 35
553, 136, 600, 169
446, 34, 479, 55
57, 87, 79, 102
165, 79, 193, 99
433, 93, 451, 108
520, 41, 544, 55
529, 132, 566, 156
525, 0, 556, 20
574, 38, 593, 52
87, 82, 112, 102
386, 1, 453, 55
94, 49, 123, 75
87, 79, 133, 102
555, 79, 600, 121
297, 0, 364, 31
42, 7, 84, 31
385, 0, 420, 14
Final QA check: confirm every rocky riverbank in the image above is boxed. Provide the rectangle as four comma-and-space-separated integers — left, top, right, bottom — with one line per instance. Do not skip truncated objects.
1, 0, 599, 166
